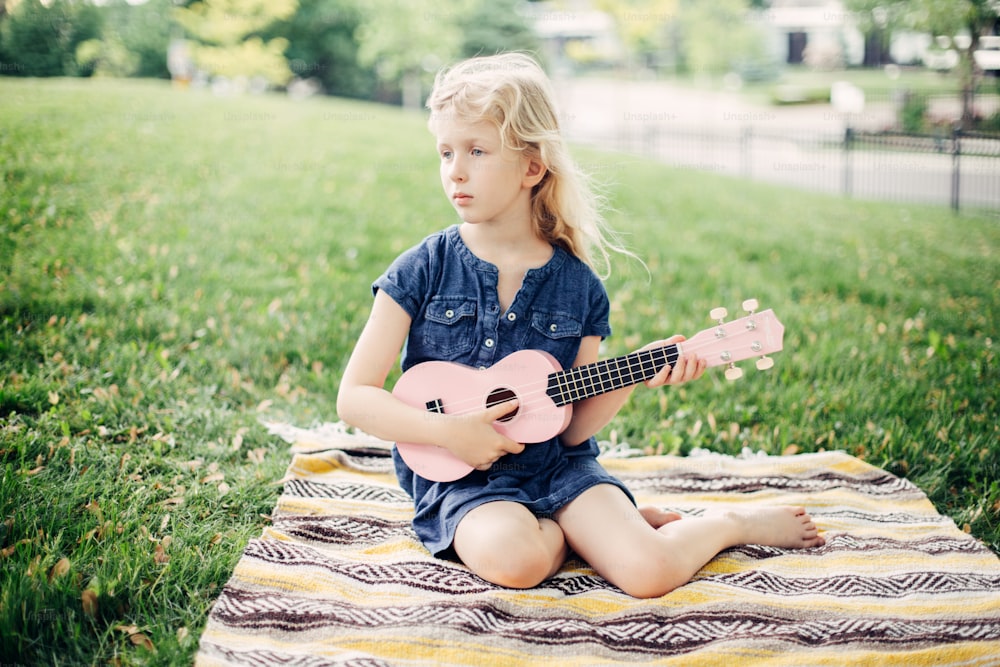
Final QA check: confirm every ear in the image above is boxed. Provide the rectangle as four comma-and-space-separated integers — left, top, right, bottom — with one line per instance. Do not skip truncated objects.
521, 157, 547, 189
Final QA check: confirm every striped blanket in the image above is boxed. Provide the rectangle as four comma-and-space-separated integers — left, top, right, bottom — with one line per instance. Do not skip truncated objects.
196, 423, 1000, 666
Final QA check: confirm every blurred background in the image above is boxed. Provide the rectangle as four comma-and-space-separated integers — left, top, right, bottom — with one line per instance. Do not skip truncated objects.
1, 0, 998, 208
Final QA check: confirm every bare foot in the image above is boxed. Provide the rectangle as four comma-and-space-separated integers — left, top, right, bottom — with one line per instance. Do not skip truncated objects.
721, 505, 826, 549
639, 505, 683, 529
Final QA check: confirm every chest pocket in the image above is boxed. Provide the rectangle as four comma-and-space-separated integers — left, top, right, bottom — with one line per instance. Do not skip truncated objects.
523, 311, 583, 365
421, 296, 478, 357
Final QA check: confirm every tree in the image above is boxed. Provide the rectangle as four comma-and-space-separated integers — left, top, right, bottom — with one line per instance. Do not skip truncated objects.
457, 0, 542, 60
845, 0, 1000, 128
674, 0, 769, 77
354, 0, 470, 108
355, 0, 468, 109
263, 0, 375, 99
917, 0, 999, 128
173, 0, 298, 87
595, 0, 679, 68
0, 0, 102, 77
102, 0, 175, 79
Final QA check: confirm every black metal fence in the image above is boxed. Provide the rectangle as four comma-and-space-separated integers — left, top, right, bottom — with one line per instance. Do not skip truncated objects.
598, 123, 1000, 213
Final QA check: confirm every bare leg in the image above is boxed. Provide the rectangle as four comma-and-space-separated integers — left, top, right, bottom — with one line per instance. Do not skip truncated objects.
556, 485, 825, 598
638, 506, 683, 528
453, 501, 568, 589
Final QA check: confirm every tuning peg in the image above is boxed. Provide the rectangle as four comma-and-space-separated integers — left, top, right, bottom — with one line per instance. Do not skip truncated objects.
742, 298, 759, 314
756, 356, 774, 371
710, 307, 728, 323
725, 364, 743, 381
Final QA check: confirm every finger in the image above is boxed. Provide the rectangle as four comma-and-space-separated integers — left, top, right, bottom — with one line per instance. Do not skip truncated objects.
665, 356, 688, 384
675, 356, 697, 382
484, 398, 519, 423
639, 334, 685, 352
646, 362, 672, 388
504, 439, 526, 455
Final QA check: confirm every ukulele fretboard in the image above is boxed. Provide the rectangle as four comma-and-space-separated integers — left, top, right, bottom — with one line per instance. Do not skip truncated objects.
544, 344, 681, 406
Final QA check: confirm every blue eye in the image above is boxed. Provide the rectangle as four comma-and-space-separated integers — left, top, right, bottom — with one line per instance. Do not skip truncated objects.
471, 148, 484, 157
441, 150, 453, 160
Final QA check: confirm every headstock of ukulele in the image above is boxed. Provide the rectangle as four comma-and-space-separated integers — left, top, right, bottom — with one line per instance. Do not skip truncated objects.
700, 299, 782, 381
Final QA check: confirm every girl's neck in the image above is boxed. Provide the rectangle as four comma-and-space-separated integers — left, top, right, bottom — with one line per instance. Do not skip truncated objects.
459, 221, 552, 272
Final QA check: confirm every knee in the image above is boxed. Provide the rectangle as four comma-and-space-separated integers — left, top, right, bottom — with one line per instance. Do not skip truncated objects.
464, 540, 557, 588
467, 544, 556, 589
599, 553, 688, 599
616, 573, 685, 599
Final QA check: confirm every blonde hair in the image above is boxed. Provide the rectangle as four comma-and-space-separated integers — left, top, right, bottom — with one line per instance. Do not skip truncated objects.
426, 53, 630, 277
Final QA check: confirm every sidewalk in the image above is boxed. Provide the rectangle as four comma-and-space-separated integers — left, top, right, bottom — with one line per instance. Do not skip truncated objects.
553, 77, 998, 211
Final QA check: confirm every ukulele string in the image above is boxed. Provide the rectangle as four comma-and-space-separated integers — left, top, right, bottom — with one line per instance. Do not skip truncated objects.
417, 335, 749, 417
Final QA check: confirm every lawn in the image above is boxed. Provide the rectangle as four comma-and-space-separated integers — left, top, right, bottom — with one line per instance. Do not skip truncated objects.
1, 77, 997, 665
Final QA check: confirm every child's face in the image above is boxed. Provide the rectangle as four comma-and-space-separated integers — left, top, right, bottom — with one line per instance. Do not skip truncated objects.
432, 115, 533, 227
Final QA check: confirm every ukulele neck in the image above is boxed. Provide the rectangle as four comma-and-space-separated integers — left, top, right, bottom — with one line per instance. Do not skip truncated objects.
544, 344, 680, 407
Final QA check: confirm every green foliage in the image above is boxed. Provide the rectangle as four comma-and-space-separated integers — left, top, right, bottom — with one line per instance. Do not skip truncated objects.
264, 0, 375, 98
0, 0, 541, 100
173, 0, 298, 85
0, 0, 102, 76
76, 34, 141, 78
596, 0, 679, 56
674, 0, 770, 76
900, 91, 930, 133
457, 0, 542, 60
1, 78, 998, 664
97, 0, 175, 79
354, 0, 467, 91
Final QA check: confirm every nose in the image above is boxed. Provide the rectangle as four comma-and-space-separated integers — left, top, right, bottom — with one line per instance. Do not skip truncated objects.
446, 155, 467, 183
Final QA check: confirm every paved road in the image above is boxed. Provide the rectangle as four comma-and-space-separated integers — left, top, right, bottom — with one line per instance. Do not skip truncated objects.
552, 77, 999, 211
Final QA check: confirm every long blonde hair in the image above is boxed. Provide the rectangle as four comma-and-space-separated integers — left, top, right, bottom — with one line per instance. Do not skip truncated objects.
426, 53, 630, 277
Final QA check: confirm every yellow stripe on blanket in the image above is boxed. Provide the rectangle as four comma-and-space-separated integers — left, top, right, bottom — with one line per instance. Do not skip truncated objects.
197, 426, 1000, 666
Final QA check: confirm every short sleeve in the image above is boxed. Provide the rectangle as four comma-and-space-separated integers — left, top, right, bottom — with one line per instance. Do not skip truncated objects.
372, 239, 432, 320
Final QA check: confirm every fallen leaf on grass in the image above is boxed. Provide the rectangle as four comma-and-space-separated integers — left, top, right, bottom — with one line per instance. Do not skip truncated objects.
200, 472, 224, 484
82, 589, 98, 617
247, 448, 267, 464
129, 632, 155, 651
1, 541, 26, 558
48, 557, 71, 582
231, 428, 247, 451
154, 538, 171, 565
217, 482, 231, 496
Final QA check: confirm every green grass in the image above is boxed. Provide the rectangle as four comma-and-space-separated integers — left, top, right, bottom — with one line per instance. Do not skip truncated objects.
1, 77, 998, 665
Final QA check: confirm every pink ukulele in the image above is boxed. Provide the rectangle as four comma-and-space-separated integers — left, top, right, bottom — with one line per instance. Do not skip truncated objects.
392, 300, 783, 482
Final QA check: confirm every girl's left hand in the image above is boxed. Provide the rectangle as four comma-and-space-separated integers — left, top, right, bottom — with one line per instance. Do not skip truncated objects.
642, 335, 707, 388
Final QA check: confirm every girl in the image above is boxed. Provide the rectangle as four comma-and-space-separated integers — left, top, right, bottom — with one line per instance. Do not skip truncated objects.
337, 53, 824, 599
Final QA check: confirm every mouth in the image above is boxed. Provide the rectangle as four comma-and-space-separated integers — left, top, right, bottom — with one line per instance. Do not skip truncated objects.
452, 192, 472, 204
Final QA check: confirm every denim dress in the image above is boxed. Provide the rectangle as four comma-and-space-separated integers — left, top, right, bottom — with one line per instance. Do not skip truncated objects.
373, 225, 635, 558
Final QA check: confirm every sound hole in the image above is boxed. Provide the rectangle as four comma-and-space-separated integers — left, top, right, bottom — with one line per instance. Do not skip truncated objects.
487, 387, 519, 422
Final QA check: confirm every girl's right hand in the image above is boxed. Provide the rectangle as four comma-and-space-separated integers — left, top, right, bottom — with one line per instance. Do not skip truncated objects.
442, 399, 526, 471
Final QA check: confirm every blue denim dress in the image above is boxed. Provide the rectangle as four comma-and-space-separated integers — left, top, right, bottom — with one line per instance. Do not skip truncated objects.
373, 225, 635, 557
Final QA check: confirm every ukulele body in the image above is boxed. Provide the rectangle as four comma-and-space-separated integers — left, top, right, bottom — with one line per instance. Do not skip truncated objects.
392, 349, 573, 482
